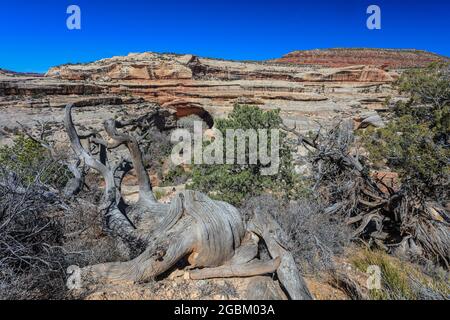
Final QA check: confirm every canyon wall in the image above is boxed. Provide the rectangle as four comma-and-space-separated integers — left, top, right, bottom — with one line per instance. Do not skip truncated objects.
272, 48, 449, 68
4, 48, 446, 137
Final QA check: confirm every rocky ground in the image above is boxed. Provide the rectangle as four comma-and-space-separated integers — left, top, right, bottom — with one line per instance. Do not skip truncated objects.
78, 273, 351, 300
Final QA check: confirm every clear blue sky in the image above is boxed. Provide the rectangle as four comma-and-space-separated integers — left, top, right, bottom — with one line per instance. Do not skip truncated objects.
0, 0, 449, 72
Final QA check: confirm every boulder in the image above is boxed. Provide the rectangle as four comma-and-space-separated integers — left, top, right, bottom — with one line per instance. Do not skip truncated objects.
354, 112, 385, 129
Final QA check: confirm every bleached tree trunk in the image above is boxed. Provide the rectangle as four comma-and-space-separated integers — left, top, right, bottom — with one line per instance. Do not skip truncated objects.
65, 103, 313, 299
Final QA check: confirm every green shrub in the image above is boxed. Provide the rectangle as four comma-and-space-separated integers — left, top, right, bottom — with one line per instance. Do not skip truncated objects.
0, 135, 45, 170
190, 105, 302, 205
0, 135, 69, 187
360, 115, 449, 198
161, 166, 191, 186
397, 62, 450, 110
360, 63, 449, 199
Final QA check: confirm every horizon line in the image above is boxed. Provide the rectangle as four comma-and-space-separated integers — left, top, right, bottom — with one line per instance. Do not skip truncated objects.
2, 47, 449, 74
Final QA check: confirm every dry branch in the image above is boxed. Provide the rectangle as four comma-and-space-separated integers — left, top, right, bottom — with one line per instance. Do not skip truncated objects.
249, 208, 314, 300
189, 258, 281, 280
283, 119, 450, 267
63, 104, 312, 298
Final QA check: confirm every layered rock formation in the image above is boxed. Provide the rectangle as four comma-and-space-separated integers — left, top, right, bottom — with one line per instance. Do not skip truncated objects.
46, 52, 397, 83
46, 53, 193, 81
273, 48, 449, 69
2, 48, 441, 137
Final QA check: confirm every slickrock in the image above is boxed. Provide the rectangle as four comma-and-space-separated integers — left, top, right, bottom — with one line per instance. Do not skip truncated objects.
46, 52, 193, 81
354, 111, 385, 129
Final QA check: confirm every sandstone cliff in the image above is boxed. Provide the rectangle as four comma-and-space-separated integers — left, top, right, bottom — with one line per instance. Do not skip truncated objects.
272, 48, 449, 69
2, 49, 441, 136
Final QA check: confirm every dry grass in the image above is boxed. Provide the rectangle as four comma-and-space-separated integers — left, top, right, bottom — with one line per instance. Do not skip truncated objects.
351, 249, 449, 300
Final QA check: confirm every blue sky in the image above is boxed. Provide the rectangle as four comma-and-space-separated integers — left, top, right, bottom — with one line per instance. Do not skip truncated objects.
0, 0, 449, 72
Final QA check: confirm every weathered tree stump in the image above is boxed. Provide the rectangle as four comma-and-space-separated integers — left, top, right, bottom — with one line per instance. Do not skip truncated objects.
65, 103, 313, 299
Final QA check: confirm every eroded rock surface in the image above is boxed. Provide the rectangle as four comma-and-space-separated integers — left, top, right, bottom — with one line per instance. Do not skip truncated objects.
273, 48, 449, 68
0, 50, 410, 138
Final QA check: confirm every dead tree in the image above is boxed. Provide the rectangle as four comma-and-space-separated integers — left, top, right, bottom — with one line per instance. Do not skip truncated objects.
283, 120, 450, 268
64, 104, 313, 300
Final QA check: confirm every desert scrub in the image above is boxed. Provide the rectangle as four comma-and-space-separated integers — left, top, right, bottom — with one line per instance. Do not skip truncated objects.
0, 135, 69, 188
191, 105, 302, 206
359, 63, 449, 200
0, 164, 67, 299
241, 195, 351, 274
142, 129, 173, 182
161, 166, 191, 187
359, 115, 449, 198
351, 249, 449, 300
0, 136, 71, 298
396, 62, 450, 109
